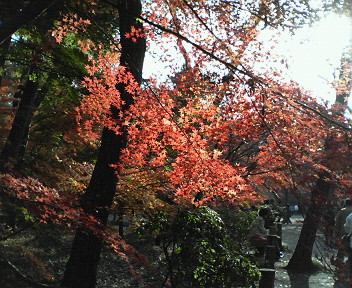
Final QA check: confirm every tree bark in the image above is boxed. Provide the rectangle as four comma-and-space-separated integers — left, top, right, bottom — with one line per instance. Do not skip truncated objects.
286, 172, 331, 271
61, 1, 146, 287
0, 66, 41, 171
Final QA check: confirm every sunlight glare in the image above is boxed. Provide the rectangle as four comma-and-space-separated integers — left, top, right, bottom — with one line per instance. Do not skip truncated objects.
283, 13, 352, 105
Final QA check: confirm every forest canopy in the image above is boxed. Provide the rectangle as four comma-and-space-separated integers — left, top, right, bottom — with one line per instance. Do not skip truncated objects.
0, 0, 351, 287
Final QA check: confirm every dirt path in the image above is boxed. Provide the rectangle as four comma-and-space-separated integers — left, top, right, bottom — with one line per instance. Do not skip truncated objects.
274, 214, 336, 288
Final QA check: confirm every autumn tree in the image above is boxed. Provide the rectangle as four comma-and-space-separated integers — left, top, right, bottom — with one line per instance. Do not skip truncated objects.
61, 1, 146, 287
287, 4, 352, 271
0, 0, 124, 240
287, 33, 352, 272
55, 1, 352, 287
1, 0, 351, 287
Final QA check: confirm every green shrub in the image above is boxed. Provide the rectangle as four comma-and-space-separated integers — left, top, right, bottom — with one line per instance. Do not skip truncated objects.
139, 206, 260, 288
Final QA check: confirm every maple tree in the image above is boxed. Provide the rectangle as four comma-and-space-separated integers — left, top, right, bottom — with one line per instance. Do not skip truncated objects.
0, 1, 130, 272
287, 40, 352, 271
61, 1, 147, 286
286, 4, 352, 270
59, 1, 352, 287
1, 0, 352, 287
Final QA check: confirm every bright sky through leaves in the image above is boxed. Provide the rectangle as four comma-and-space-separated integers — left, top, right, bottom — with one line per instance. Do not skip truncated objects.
269, 13, 352, 107
143, 13, 352, 109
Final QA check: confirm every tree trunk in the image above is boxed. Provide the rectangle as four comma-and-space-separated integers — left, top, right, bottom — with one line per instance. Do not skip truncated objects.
287, 172, 331, 271
0, 70, 41, 171
61, 1, 146, 287
335, 44, 352, 107
287, 270, 310, 288
287, 41, 352, 271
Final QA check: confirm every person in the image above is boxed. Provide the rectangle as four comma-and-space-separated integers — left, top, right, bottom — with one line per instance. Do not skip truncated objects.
247, 207, 270, 256
343, 212, 352, 278
282, 204, 292, 224
248, 207, 283, 258
248, 207, 271, 243
335, 199, 352, 262
323, 203, 335, 247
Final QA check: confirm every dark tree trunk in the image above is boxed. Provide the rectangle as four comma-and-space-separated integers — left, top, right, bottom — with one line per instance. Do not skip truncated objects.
287, 270, 310, 288
287, 172, 331, 271
0, 70, 41, 171
61, 1, 146, 287
0, 37, 10, 86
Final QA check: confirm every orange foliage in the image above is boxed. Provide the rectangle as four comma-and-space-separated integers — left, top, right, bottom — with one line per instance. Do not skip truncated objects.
54, 0, 352, 208
2, 0, 352, 260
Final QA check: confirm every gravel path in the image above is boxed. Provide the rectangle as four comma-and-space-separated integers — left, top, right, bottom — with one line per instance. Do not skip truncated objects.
274, 214, 337, 288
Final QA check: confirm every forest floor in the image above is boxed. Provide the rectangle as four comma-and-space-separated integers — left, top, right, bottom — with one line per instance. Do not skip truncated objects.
0, 214, 345, 288
0, 223, 167, 288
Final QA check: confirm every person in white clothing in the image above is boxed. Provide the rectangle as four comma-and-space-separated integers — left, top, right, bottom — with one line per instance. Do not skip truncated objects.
343, 212, 352, 279
335, 199, 352, 261
344, 213, 352, 248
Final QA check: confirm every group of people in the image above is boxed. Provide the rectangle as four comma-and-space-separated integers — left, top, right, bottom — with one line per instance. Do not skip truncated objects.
248, 199, 352, 269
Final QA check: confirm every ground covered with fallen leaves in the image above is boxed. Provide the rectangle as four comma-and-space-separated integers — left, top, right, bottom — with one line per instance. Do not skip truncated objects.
0, 223, 168, 288
0, 214, 342, 288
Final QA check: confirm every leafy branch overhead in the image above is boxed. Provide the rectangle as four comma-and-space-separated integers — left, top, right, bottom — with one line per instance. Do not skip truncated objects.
0, 0, 351, 287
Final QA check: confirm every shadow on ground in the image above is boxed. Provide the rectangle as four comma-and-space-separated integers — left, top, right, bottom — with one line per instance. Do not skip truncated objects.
274, 214, 337, 288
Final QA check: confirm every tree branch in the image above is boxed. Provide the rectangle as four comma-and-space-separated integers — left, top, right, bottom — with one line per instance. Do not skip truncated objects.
275, 91, 352, 132
0, 0, 61, 46
138, 15, 254, 79
139, 16, 352, 134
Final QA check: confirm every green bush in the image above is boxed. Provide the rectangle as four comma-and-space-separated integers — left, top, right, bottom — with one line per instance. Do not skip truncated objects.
139, 206, 260, 288
216, 206, 258, 247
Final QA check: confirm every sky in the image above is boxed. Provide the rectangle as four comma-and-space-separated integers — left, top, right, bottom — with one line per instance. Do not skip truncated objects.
143, 12, 352, 107
277, 13, 352, 107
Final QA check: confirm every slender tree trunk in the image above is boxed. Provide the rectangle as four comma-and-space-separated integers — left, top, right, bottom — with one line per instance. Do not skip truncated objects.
335, 44, 352, 108
61, 1, 146, 287
0, 66, 41, 171
0, 0, 66, 171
